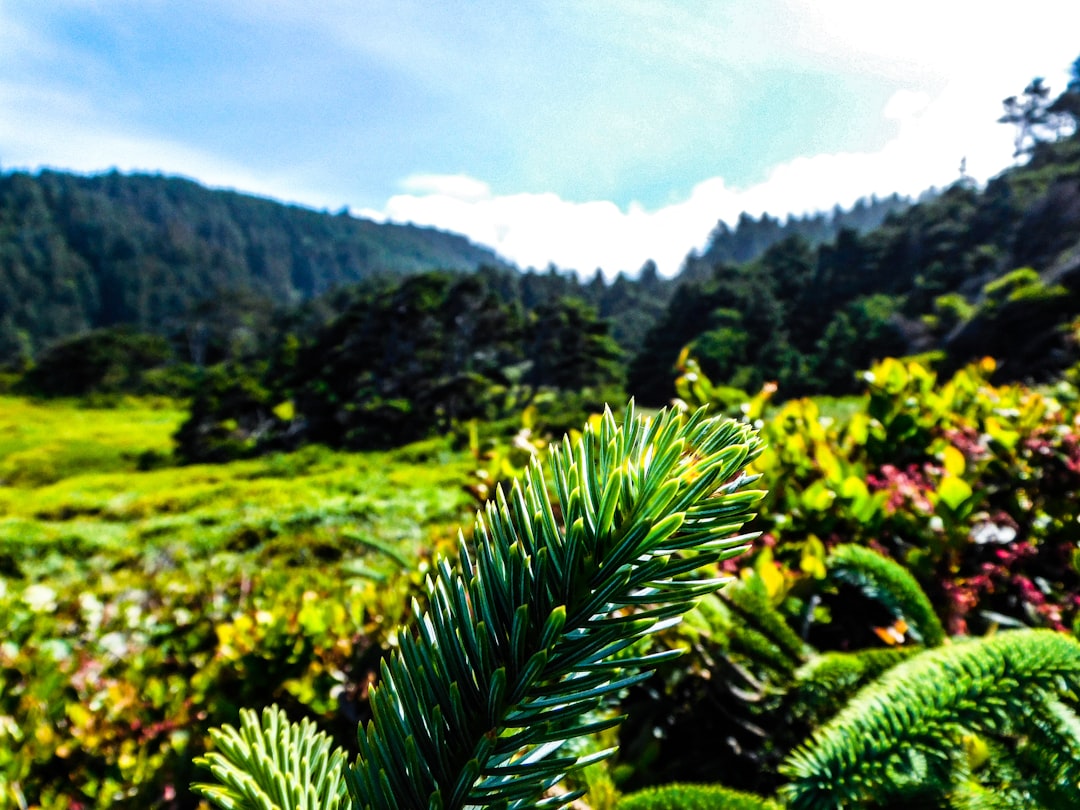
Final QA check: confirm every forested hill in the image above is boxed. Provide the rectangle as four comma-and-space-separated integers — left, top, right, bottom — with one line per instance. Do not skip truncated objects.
0, 166, 916, 368
631, 132, 1080, 404
0, 169, 511, 360
682, 193, 911, 283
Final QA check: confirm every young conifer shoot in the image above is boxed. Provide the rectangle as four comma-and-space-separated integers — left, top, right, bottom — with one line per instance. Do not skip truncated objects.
193, 402, 765, 810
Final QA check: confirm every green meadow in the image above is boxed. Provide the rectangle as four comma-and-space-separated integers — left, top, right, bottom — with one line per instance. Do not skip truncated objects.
0, 395, 481, 808
0, 396, 475, 582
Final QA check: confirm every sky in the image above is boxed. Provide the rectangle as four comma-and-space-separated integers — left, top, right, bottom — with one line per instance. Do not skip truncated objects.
2, 1, 1079, 278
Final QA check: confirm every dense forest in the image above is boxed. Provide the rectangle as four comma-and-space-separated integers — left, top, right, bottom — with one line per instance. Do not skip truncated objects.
0, 170, 512, 362
4, 62, 1080, 460
0, 167, 909, 367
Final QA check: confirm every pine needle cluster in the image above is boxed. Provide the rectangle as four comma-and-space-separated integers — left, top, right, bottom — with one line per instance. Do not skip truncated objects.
194, 403, 765, 809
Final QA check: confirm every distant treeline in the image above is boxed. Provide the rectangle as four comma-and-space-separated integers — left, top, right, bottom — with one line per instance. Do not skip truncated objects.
0, 166, 909, 369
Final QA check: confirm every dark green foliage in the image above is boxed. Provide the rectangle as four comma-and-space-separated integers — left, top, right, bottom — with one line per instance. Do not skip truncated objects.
484, 263, 674, 359
174, 363, 285, 462
629, 231, 912, 405
627, 282, 721, 406
524, 297, 624, 391
169, 285, 283, 368
811, 295, 907, 393
628, 256, 793, 404
616, 782, 781, 810
19, 326, 173, 397
600, 262, 673, 356
826, 544, 946, 646
779, 629, 1080, 810
290, 271, 522, 449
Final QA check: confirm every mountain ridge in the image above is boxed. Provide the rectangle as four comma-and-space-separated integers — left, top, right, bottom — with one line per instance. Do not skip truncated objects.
0, 168, 514, 361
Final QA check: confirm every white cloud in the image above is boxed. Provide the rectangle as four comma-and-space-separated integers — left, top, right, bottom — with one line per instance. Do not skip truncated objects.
364, 184, 709, 278
368, 9, 1080, 280
400, 173, 492, 202
366, 72, 1034, 279
883, 90, 931, 122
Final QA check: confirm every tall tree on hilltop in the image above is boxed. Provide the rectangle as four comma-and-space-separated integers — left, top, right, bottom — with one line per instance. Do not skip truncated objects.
1000, 75, 1079, 156
1048, 53, 1080, 136
1000, 77, 1055, 156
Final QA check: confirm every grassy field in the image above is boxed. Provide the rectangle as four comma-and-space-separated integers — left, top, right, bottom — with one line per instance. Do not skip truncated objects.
1, 395, 485, 808
0, 396, 477, 584
0, 395, 181, 485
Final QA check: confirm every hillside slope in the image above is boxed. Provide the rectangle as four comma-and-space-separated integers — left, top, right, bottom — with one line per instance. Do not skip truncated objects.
630, 132, 1080, 403
0, 170, 511, 362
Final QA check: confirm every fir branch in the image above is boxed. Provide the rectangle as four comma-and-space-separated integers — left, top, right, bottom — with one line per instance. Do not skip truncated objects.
778, 629, 1080, 810
346, 403, 764, 810
1010, 694, 1080, 808
719, 572, 810, 675
192, 705, 349, 810
790, 646, 919, 728
616, 781, 782, 810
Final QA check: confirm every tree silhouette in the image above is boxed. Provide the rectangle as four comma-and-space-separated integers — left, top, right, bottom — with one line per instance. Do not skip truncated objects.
1000, 77, 1055, 156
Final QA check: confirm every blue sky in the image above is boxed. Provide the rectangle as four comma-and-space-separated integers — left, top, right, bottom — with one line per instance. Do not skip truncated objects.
3, 1, 1079, 277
